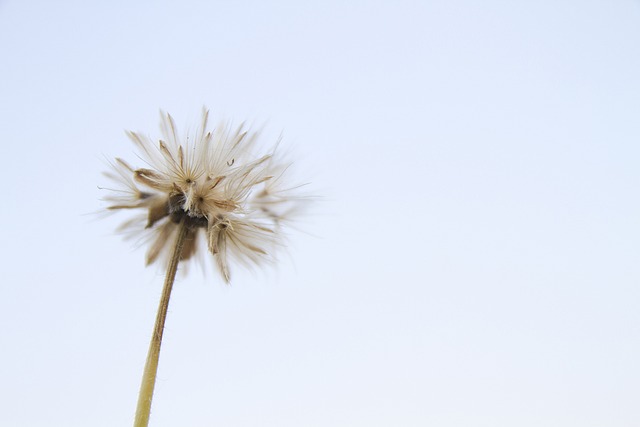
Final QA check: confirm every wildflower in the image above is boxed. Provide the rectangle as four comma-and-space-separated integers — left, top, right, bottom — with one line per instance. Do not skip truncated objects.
101, 109, 307, 427
104, 108, 303, 283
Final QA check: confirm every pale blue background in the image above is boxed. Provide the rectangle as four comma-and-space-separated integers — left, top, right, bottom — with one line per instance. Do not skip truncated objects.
1, 1, 640, 426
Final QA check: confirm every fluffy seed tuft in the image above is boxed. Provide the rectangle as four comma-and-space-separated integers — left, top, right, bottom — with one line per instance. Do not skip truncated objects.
103, 109, 305, 283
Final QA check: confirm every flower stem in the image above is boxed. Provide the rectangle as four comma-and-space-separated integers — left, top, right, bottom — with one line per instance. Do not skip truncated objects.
134, 219, 189, 427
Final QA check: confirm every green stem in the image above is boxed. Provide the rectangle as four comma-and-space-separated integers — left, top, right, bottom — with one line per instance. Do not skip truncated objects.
134, 220, 189, 427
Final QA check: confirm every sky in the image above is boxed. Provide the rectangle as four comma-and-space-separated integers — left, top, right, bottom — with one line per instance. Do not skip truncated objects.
1, 1, 640, 426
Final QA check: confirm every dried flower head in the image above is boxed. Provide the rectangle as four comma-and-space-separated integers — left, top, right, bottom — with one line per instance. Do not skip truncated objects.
103, 109, 304, 283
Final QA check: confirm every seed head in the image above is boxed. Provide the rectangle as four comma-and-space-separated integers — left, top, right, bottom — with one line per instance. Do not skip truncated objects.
103, 109, 306, 283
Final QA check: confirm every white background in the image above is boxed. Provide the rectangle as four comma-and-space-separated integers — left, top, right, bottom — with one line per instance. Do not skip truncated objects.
1, 1, 640, 426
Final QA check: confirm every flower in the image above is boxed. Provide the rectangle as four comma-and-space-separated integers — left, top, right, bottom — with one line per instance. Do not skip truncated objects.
103, 109, 305, 283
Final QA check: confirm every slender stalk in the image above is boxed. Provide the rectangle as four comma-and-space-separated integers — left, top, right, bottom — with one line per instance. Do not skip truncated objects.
134, 219, 189, 427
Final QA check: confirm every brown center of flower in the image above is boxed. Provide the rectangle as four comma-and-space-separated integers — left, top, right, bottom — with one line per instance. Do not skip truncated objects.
168, 193, 208, 228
